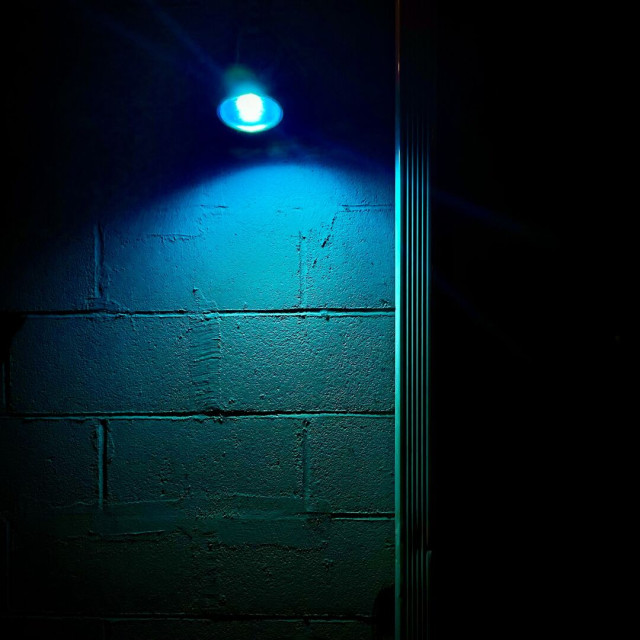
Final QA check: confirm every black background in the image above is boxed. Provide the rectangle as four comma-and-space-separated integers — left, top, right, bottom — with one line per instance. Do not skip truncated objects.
430, 1, 628, 637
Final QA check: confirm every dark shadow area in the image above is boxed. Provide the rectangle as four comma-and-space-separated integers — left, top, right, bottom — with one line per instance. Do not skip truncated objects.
372, 585, 394, 639
429, 1, 627, 637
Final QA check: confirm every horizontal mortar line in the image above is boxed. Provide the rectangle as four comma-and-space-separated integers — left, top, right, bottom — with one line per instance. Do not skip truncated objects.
20, 308, 395, 318
6, 508, 395, 522
340, 203, 394, 208
0, 613, 373, 623
6, 410, 395, 420
328, 512, 395, 520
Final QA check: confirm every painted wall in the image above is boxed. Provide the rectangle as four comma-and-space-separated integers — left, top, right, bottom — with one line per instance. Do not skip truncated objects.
1, 1, 394, 637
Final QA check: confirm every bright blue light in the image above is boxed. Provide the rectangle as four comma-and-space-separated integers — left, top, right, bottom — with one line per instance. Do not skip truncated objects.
217, 93, 283, 133
236, 93, 264, 123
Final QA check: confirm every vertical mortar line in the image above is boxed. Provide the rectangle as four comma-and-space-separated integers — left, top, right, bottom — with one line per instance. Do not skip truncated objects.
300, 231, 309, 309
297, 232, 303, 308
97, 419, 108, 509
93, 222, 105, 301
301, 422, 310, 508
97, 421, 104, 509
102, 419, 109, 508
216, 313, 223, 405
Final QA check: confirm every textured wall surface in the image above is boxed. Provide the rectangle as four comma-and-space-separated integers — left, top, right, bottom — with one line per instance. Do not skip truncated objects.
1, 1, 394, 637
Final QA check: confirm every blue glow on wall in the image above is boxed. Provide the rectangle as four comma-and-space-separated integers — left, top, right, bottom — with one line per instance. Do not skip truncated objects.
217, 93, 283, 133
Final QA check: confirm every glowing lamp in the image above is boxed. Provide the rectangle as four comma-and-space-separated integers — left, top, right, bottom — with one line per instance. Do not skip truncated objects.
217, 92, 283, 133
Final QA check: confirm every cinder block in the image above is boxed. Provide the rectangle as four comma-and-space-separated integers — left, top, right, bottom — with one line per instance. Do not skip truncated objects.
9, 315, 221, 414
9, 518, 393, 617
321, 519, 395, 614
305, 415, 394, 513
219, 314, 394, 412
108, 619, 372, 640
101, 162, 392, 312
9, 530, 208, 615
0, 418, 97, 510
103, 206, 302, 312
304, 206, 394, 309
10, 313, 394, 414
0, 228, 94, 312
107, 417, 303, 506
190, 163, 392, 219
210, 517, 394, 616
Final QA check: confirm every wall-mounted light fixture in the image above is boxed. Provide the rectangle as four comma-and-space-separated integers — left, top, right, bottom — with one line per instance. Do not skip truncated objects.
217, 91, 283, 133
217, 64, 283, 134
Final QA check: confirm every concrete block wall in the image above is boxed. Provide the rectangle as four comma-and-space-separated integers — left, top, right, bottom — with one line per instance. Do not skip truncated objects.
1, 162, 394, 637
1, 1, 395, 636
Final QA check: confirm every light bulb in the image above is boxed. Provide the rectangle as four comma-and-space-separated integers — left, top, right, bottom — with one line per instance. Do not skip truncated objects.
235, 93, 264, 123
217, 92, 283, 133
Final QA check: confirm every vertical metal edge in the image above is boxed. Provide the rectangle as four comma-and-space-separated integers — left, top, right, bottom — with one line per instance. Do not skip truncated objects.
394, 2, 403, 640
425, 111, 431, 640
396, 1, 432, 637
